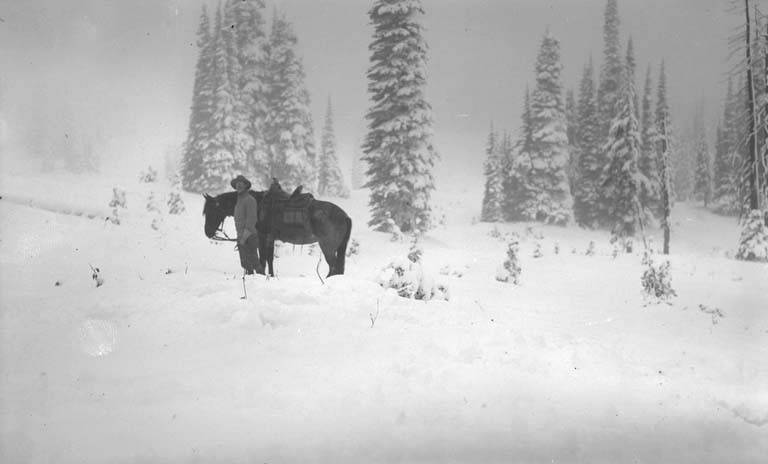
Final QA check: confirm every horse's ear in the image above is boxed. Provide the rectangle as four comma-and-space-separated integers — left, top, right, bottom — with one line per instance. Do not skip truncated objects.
203, 193, 211, 200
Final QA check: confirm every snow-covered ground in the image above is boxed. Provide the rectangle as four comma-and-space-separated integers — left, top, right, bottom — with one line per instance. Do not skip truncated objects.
1, 172, 767, 463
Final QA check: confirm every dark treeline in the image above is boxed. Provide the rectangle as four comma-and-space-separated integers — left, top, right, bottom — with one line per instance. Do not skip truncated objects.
482, 0, 768, 260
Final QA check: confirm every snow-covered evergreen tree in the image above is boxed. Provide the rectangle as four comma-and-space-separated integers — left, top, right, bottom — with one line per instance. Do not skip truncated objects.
196, 6, 243, 192
713, 79, 746, 214
655, 62, 674, 254
735, 1, 768, 262
318, 97, 349, 197
639, 65, 661, 219
264, 11, 317, 191
565, 88, 579, 191
713, 80, 735, 211
181, 6, 214, 192
714, 120, 727, 202
593, 0, 624, 225
693, 109, 713, 206
597, 0, 623, 139
673, 121, 697, 202
219, 0, 258, 185
362, 0, 438, 234
735, 209, 768, 262
167, 176, 187, 215
504, 88, 535, 222
481, 123, 504, 222
228, 0, 270, 188
602, 59, 646, 237
625, 37, 639, 121
519, 30, 572, 225
351, 139, 367, 190
573, 57, 602, 228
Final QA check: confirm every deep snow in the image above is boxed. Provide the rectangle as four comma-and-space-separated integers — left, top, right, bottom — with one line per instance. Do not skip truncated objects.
1, 172, 767, 463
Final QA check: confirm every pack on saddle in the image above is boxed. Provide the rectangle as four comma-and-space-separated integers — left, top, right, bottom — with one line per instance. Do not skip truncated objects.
261, 178, 315, 236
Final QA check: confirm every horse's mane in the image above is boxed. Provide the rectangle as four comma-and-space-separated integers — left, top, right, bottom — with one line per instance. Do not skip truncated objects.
203, 190, 266, 217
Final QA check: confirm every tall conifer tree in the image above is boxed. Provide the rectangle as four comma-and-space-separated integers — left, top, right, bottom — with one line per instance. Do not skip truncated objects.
363, 0, 438, 234
228, 0, 270, 188
598, 0, 623, 138
318, 97, 349, 197
573, 58, 602, 227
693, 106, 713, 206
181, 6, 214, 192
197, 6, 242, 191
595, 0, 623, 224
638, 65, 660, 218
519, 30, 572, 225
655, 61, 674, 254
504, 87, 534, 222
602, 57, 645, 236
565, 88, 579, 191
481, 123, 504, 222
264, 11, 317, 190
625, 37, 639, 120
713, 79, 739, 213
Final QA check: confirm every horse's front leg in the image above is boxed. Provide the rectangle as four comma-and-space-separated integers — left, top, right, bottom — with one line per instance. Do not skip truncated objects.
258, 233, 268, 273
267, 235, 276, 277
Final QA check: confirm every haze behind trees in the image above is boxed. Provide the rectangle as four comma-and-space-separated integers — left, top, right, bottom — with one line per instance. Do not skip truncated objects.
0, 0, 743, 189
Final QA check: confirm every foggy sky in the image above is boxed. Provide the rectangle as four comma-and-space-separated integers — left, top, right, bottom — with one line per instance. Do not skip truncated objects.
0, 0, 760, 187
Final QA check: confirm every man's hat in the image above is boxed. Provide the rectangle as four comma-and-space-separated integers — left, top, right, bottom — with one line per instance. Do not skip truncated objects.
230, 175, 252, 190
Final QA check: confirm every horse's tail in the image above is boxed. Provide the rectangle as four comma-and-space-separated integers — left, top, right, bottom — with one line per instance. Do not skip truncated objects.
336, 216, 352, 274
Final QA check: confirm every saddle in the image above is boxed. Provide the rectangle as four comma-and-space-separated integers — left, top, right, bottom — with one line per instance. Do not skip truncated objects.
265, 181, 314, 229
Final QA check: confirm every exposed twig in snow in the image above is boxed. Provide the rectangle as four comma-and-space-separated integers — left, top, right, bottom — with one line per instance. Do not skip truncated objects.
88, 264, 104, 287
370, 299, 380, 328
699, 304, 725, 325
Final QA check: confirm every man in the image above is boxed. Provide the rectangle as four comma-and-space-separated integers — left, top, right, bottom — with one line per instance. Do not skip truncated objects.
232, 175, 263, 275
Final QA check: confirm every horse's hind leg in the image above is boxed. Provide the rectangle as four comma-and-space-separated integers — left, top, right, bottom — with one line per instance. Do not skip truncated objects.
318, 240, 337, 277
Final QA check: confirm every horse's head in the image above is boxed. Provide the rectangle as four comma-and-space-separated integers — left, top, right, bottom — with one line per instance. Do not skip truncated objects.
202, 193, 228, 238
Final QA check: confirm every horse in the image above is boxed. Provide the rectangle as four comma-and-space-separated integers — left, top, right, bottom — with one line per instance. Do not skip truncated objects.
202, 189, 352, 278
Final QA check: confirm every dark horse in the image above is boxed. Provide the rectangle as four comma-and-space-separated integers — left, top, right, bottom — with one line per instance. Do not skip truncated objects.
203, 188, 352, 277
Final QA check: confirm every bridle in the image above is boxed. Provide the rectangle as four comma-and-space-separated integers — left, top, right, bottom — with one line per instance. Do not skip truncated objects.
204, 195, 237, 242
210, 220, 236, 242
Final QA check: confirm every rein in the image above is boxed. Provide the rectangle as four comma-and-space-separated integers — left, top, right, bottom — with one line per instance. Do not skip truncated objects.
210, 221, 237, 242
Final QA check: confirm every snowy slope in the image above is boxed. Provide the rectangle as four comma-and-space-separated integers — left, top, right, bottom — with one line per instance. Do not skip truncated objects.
1, 172, 767, 464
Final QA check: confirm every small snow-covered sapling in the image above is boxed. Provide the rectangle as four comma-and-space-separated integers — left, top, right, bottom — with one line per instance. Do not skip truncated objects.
107, 208, 121, 225
89, 264, 104, 288
586, 241, 596, 256
408, 235, 423, 263
496, 238, 521, 285
167, 191, 186, 215
640, 251, 676, 302
346, 238, 360, 258
139, 165, 158, 183
109, 187, 127, 208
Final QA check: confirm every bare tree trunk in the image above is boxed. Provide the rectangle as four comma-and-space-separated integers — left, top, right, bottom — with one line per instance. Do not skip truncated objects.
745, 0, 762, 212
764, 19, 768, 211
659, 116, 672, 255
